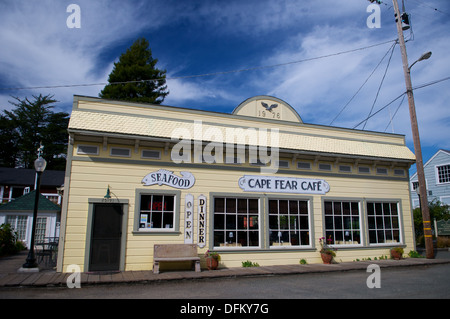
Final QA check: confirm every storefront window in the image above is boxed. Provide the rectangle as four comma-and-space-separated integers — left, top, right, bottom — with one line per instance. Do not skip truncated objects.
139, 194, 175, 230
213, 197, 259, 248
269, 199, 310, 247
367, 202, 400, 244
324, 200, 361, 245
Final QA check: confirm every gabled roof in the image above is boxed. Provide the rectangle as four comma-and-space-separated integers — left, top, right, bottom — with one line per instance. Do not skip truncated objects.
410, 149, 450, 180
0, 190, 60, 212
0, 167, 64, 187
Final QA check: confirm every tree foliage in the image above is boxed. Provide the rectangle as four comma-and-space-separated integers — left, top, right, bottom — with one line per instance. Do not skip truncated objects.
0, 94, 69, 170
413, 199, 450, 238
99, 37, 169, 104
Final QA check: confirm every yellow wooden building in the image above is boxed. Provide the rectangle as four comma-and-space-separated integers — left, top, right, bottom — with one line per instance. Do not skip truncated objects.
57, 95, 416, 272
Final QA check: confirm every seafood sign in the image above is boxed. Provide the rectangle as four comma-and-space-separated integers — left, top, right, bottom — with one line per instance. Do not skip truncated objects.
142, 169, 195, 189
238, 175, 330, 195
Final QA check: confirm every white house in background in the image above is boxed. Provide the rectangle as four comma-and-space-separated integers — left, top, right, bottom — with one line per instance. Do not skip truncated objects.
410, 149, 450, 208
0, 190, 61, 248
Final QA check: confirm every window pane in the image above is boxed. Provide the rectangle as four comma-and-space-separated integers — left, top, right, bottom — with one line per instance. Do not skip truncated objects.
214, 214, 225, 229
343, 202, 350, 215
226, 198, 236, 214
213, 197, 260, 248
151, 212, 162, 228
300, 231, 310, 245
139, 194, 175, 230
367, 201, 401, 244
140, 195, 152, 210
249, 231, 259, 246
152, 196, 163, 211
324, 201, 332, 215
249, 199, 258, 213
237, 199, 247, 214
237, 216, 247, 230
270, 199, 310, 247
214, 231, 224, 246
279, 200, 288, 213
269, 200, 278, 213
269, 215, 278, 229
289, 200, 298, 214
215, 198, 225, 212
324, 201, 361, 245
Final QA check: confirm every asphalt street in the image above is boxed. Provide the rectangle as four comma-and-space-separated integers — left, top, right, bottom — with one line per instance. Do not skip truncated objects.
1, 261, 449, 299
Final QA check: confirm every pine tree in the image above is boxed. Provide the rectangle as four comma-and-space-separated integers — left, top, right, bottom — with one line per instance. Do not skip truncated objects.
2, 94, 69, 170
99, 37, 169, 104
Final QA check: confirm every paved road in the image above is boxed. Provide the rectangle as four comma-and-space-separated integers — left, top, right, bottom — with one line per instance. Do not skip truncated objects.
1, 262, 449, 299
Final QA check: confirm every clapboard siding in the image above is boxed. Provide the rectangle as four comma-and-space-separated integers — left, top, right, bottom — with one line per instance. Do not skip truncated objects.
411, 150, 450, 206
61, 150, 414, 272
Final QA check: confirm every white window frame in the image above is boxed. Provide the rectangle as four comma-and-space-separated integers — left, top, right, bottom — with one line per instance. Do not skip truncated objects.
435, 163, 450, 185
366, 201, 402, 246
268, 198, 312, 249
212, 196, 261, 250
323, 200, 362, 247
134, 189, 180, 234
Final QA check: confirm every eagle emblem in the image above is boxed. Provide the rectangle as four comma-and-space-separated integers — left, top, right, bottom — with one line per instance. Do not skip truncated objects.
261, 102, 278, 112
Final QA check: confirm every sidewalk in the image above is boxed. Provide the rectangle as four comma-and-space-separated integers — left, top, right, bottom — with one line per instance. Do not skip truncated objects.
1, 250, 449, 288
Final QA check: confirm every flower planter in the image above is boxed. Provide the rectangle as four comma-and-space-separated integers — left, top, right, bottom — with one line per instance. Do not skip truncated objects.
390, 248, 403, 260
320, 253, 333, 264
206, 256, 219, 270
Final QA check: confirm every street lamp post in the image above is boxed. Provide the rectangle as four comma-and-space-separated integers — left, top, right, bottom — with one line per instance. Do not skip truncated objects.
392, 0, 434, 258
22, 155, 47, 269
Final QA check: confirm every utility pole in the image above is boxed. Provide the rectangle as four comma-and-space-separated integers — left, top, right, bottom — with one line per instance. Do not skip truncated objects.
392, 0, 434, 258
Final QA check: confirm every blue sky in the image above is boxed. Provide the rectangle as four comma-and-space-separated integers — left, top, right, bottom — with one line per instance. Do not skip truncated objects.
0, 0, 449, 172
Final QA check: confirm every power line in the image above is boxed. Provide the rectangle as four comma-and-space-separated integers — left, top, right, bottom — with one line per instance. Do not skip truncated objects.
329, 41, 396, 126
409, 0, 450, 16
413, 75, 450, 90
352, 75, 450, 130
353, 92, 406, 129
384, 93, 405, 132
362, 41, 396, 129
0, 39, 397, 91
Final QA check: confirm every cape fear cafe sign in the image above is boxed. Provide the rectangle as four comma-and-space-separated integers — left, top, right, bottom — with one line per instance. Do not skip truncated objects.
239, 175, 330, 195
142, 169, 195, 189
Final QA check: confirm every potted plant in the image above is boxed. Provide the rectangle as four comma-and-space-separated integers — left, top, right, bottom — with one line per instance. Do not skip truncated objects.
390, 247, 404, 260
319, 236, 336, 264
204, 250, 221, 270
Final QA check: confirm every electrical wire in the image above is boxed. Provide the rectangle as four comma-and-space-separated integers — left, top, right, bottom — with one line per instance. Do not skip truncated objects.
353, 75, 450, 130
0, 39, 397, 91
353, 92, 406, 129
362, 41, 396, 129
384, 93, 405, 132
329, 41, 396, 126
409, 0, 450, 16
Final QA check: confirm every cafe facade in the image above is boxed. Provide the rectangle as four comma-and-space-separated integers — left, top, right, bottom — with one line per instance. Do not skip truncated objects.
57, 95, 417, 272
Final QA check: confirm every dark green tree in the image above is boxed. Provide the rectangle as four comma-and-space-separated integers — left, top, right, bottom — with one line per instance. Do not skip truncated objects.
2, 94, 69, 170
99, 37, 169, 104
0, 114, 19, 167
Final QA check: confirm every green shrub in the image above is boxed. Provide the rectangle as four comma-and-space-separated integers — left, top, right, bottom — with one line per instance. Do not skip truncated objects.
242, 260, 260, 267
299, 259, 307, 265
0, 223, 22, 256
408, 250, 424, 258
